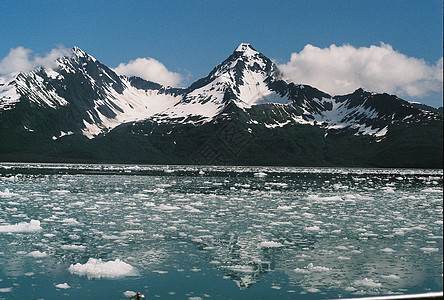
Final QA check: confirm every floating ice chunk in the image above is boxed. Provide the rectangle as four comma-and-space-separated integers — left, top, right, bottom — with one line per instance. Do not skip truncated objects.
337, 256, 351, 260
24, 272, 34, 276
0, 188, 19, 197
258, 241, 284, 248
27, 250, 48, 258
336, 245, 348, 250
421, 188, 442, 193
305, 225, 321, 231
68, 258, 138, 279
61, 245, 86, 251
354, 278, 382, 287
307, 263, 330, 272
277, 205, 293, 210
302, 212, 315, 218
307, 288, 321, 293
420, 247, 439, 253
157, 204, 181, 211
253, 172, 267, 177
293, 268, 310, 274
381, 274, 400, 279
55, 283, 71, 289
0, 220, 42, 233
124, 291, 136, 297
381, 247, 396, 253
381, 187, 396, 193
0, 287, 13, 293
294, 263, 330, 273
306, 195, 342, 201
61, 218, 80, 225
50, 189, 70, 194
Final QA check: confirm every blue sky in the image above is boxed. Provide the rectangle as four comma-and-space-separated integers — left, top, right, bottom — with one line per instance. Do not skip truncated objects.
0, 0, 442, 107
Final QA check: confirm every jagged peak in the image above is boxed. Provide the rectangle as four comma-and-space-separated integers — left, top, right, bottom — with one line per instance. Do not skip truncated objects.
349, 87, 377, 96
71, 46, 97, 61
234, 43, 260, 57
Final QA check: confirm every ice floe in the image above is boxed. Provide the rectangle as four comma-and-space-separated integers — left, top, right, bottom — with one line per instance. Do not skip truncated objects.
258, 241, 284, 248
68, 258, 138, 279
0, 188, 19, 197
354, 278, 382, 287
0, 220, 42, 233
61, 245, 86, 251
27, 250, 48, 258
55, 283, 71, 289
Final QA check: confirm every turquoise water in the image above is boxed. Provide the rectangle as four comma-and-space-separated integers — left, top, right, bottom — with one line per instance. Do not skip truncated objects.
0, 164, 442, 299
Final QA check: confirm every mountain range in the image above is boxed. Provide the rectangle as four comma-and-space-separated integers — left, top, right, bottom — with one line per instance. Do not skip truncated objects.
0, 43, 442, 168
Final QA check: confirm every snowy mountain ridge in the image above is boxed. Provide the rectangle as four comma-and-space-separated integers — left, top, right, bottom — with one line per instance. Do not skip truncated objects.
0, 43, 441, 141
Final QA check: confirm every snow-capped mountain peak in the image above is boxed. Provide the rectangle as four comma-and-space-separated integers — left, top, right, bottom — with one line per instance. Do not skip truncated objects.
234, 43, 260, 56
157, 43, 290, 123
71, 46, 96, 61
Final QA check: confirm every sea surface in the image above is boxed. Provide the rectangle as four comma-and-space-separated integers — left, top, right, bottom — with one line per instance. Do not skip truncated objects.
0, 163, 442, 299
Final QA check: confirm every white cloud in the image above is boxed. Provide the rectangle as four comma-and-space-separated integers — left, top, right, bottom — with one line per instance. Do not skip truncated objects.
0, 46, 71, 76
113, 57, 183, 87
278, 43, 443, 98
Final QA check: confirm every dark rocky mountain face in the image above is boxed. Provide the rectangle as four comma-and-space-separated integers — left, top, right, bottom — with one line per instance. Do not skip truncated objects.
0, 44, 442, 167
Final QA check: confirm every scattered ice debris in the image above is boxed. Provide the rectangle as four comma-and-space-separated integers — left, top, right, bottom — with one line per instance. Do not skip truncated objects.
354, 278, 382, 288
258, 241, 284, 248
68, 258, 138, 279
0, 220, 42, 233
0, 287, 12, 293
27, 250, 48, 258
55, 283, 71, 289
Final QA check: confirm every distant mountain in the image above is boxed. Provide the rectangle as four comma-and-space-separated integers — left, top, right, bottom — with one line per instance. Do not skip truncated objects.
0, 44, 442, 168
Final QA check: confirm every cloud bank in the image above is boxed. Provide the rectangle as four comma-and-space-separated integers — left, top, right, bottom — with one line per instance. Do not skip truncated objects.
0, 46, 71, 76
114, 58, 183, 87
278, 43, 443, 98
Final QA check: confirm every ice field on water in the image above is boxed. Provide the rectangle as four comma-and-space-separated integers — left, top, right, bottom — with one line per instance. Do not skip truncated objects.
0, 163, 442, 299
